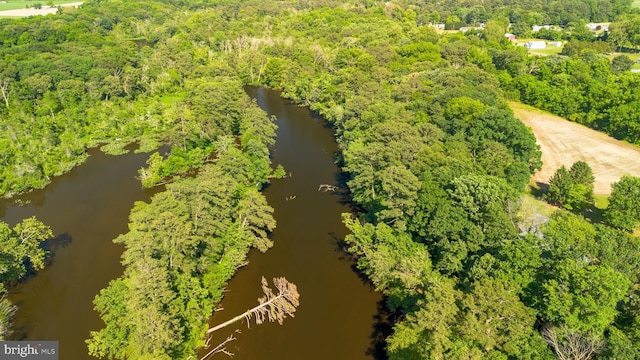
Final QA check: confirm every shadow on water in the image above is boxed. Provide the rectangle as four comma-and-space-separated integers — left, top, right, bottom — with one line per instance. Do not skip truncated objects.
328, 117, 391, 360
368, 298, 394, 359
329, 230, 391, 360
3, 87, 390, 359
329, 232, 351, 257
42, 232, 73, 254
5, 236, 72, 343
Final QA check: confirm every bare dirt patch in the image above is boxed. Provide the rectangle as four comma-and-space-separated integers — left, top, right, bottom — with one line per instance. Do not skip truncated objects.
511, 102, 640, 195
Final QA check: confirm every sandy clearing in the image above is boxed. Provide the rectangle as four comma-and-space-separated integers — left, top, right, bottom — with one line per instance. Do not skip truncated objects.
0, 2, 82, 17
511, 102, 640, 195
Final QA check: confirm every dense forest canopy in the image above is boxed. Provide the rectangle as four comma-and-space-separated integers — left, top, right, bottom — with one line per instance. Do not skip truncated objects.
1, 0, 640, 359
395, 0, 633, 25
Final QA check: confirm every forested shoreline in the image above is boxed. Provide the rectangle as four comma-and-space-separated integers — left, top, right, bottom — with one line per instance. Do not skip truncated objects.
2, 0, 640, 358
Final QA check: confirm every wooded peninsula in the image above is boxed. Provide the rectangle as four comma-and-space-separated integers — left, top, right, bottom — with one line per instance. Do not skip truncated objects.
2, 0, 640, 359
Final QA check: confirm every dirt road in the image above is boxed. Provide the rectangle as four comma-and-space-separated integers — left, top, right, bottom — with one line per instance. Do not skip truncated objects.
511, 102, 640, 195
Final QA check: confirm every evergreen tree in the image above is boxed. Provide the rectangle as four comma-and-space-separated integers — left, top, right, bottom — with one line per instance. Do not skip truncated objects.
605, 175, 640, 231
546, 161, 594, 211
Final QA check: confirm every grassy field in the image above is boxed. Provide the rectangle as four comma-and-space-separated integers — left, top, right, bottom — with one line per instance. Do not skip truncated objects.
608, 52, 640, 71
520, 193, 557, 216
515, 38, 564, 56
628, 53, 640, 71
594, 194, 609, 209
633, 0, 640, 8
0, 0, 77, 11
609, 52, 640, 61
528, 47, 564, 56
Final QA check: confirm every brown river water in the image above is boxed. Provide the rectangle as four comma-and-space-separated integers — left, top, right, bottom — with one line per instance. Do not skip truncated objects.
2, 146, 162, 358
3, 87, 385, 359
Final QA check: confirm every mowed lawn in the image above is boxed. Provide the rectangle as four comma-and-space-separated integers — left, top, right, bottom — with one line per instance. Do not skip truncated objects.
515, 38, 564, 56
609, 52, 640, 71
0, 0, 78, 11
628, 53, 640, 71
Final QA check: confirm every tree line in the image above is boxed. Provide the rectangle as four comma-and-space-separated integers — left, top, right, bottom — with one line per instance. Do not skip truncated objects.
391, 0, 633, 27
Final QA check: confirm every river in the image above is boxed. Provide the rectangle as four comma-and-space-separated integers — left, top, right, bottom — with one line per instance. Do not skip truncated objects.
3, 87, 385, 359
202, 87, 385, 359
2, 146, 160, 358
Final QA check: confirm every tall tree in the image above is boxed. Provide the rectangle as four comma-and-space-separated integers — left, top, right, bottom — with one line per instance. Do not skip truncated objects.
0, 217, 53, 284
604, 175, 640, 231
546, 162, 594, 211
539, 259, 629, 334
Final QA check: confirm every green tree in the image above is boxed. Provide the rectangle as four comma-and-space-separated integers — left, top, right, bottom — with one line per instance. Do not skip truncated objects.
456, 279, 538, 357
543, 211, 597, 261
611, 55, 635, 73
608, 14, 640, 52
569, 161, 595, 189
236, 189, 276, 252
602, 326, 640, 359
604, 175, 640, 231
569, 21, 595, 41
445, 15, 462, 30
376, 165, 420, 230
568, 160, 595, 208
546, 161, 594, 211
547, 166, 574, 207
87, 279, 133, 359
344, 141, 387, 209
593, 224, 640, 282
343, 214, 432, 302
490, 235, 544, 294
0, 217, 53, 284
539, 259, 629, 334
386, 275, 460, 359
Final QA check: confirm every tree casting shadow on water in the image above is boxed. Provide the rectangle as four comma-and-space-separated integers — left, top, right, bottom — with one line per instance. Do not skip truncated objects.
367, 298, 393, 360
42, 232, 72, 254
329, 231, 391, 360
5, 232, 70, 341
9, 233, 73, 285
41, 233, 73, 269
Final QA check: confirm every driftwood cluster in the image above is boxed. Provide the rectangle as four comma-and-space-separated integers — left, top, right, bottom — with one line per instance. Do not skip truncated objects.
318, 184, 338, 192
